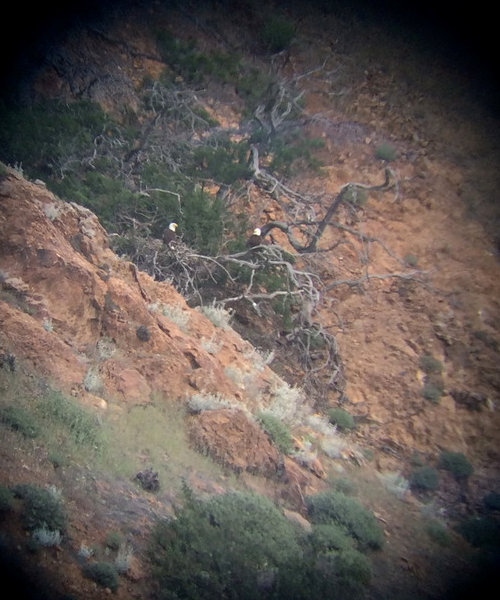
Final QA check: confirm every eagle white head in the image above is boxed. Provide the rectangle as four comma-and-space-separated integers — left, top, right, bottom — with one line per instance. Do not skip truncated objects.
253, 227, 261, 236
169, 222, 178, 232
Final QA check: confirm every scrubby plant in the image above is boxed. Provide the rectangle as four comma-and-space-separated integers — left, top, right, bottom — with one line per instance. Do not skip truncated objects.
317, 547, 372, 587
150, 489, 302, 600
483, 491, 500, 511
266, 381, 306, 426
260, 16, 295, 53
426, 519, 452, 546
13, 484, 66, 533
136, 325, 151, 342
419, 354, 443, 374
458, 515, 500, 548
114, 542, 134, 575
438, 450, 473, 481
187, 392, 233, 413
319, 434, 348, 459
0, 404, 39, 438
154, 303, 190, 331
48, 450, 67, 469
422, 380, 444, 404
198, 302, 233, 329
404, 253, 419, 267
306, 490, 384, 550
309, 523, 354, 553
105, 531, 124, 551
410, 466, 440, 492
377, 471, 410, 498
83, 366, 103, 395
31, 527, 62, 548
0, 484, 14, 514
327, 407, 356, 431
374, 142, 397, 162
82, 561, 119, 592
257, 412, 294, 454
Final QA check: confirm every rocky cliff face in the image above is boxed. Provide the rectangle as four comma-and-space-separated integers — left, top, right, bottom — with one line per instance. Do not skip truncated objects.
1, 168, 326, 489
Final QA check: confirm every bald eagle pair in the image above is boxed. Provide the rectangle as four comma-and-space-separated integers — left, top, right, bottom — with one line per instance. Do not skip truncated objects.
163, 222, 178, 247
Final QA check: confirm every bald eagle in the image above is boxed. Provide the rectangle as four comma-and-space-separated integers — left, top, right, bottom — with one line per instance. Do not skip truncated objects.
163, 222, 178, 246
247, 227, 263, 248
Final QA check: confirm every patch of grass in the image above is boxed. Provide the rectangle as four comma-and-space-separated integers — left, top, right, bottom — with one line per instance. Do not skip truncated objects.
37, 389, 101, 448
98, 400, 229, 492
0, 404, 40, 438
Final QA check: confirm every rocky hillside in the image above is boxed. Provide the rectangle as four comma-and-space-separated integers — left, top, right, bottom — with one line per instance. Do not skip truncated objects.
1, 1, 499, 599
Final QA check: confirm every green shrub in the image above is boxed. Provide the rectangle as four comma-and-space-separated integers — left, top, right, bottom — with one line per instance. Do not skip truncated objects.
48, 450, 67, 469
422, 380, 444, 403
458, 516, 500, 548
327, 407, 356, 431
438, 450, 473, 481
150, 490, 302, 600
261, 17, 295, 53
305, 490, 384, 550
483, 492, 500, 511
257, 412, 294, 453
426, 519, 452, 546
404, 253, 419, 267
0, 484, 14, 513
323, 547, 372, 586
190, 140, 251, 185
0, 404, 40, 438
374, 142, 397, 162
277, 547, 371, 600
419, 354, 443, 374
0, 99, 111, 181
105, 531, 125, 551
82, 561, 119, 592
309, 523, 354, 553
13, 484, 66, 532
409, 466, 440, 492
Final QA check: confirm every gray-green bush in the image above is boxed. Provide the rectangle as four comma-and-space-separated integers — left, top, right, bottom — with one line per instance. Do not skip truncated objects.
305, 490, 384, 550
150, 489, 302, 600
13, 484, 66, 533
